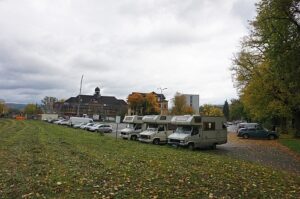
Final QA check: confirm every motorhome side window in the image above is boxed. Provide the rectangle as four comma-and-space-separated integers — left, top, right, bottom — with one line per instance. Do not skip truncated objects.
194, 116, 202, 123
158, 125, 164, 131
203, 122, 215, 131
192, 127, 199, 135
135, 124, 142, 130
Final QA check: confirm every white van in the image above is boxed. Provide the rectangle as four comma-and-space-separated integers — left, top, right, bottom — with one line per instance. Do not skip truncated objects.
236, 123, 259, 133
168, 115, 227, 150
139, 115, 175, 145
120, 115, 146, 140
41, 114, 58, 122
68, 117, 93, 127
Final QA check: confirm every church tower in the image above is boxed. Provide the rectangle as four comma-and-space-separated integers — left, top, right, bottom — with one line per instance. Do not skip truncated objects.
95, 87, 100, 96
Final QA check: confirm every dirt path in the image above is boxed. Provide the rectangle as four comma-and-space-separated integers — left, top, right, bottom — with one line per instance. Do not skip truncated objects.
207, 128, 300, 175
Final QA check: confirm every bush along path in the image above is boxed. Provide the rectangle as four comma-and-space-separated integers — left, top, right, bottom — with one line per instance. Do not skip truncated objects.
0, 119, 299, 198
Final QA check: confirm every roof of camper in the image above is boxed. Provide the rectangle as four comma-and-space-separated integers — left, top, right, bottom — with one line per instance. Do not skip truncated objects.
171, 115, 226, 125
142, 115, 172, 123
171, 115, 202, 125
123, 115, 144, 123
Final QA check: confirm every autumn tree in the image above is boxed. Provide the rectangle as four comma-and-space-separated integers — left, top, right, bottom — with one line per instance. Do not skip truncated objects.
127, 93, 144, 115
127, 92, 161, 115
41, 96, 57, 113
0, 100, 8, 117
24, 104, 42, 115
231, 0, 300, 136
144, 93, 160, 115
229, 99, 248, 121
200, 104, 223, 117
171, 92, 194, 115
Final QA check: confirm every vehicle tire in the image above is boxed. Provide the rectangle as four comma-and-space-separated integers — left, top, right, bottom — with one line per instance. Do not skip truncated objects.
131, 135, 137, 141
153, 138, 160, 145
268, 134, 275, 140
211, 143, 217, 150
188, 143, 195, 151
243, 134, 249, 139
108, 129, 112, 133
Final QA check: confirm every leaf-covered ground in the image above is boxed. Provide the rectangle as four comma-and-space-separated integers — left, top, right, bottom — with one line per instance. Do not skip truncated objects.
0, 119, 299, 198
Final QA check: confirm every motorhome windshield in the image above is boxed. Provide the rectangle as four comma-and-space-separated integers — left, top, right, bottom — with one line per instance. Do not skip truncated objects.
175, 126, 192, 134
147, 124, 158, 131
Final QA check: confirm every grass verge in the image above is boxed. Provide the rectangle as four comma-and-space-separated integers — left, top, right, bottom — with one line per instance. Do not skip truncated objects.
280, 137, 300, 154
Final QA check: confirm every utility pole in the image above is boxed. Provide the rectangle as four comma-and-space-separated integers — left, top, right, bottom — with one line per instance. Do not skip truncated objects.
77, 75, 84, 116
157, 87, 167, 115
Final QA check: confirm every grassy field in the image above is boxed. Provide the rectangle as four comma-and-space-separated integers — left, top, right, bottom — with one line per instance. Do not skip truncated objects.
0, 119, 299, 198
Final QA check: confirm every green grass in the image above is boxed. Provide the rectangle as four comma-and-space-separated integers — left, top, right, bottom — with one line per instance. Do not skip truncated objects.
280, 136, 300, 154
0, 119, 299, 198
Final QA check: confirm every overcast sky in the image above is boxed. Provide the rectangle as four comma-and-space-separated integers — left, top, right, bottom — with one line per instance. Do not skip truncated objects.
0, 0, 258, 105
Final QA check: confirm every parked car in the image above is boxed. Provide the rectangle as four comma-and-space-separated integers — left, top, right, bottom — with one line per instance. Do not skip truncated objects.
237, 126, 279, 140
80, 122, 95, 130
86, 123, 100, 131
73, 122, 88, 129
54, 119, 65, 125
90, 124, 113, 133
60, 119, 70, 125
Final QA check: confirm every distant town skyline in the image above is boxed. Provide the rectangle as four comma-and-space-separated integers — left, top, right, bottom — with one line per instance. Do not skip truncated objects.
0, 0, 258, 105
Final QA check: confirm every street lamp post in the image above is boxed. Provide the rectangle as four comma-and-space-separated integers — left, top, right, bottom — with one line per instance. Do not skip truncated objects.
157, 87, 167, 115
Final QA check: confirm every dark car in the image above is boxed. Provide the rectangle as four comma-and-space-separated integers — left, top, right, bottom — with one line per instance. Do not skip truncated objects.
237, 126, 279, 140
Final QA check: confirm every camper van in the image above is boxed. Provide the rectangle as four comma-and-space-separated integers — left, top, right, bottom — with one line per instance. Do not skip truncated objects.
139, 115, 175, 144
168, 115, 227, 150
120, 115, 145, 140
68, 117, 93, 127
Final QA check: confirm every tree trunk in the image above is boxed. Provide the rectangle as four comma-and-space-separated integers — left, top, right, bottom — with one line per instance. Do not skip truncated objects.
280, 117, 287, 134
293, 111, 300, 138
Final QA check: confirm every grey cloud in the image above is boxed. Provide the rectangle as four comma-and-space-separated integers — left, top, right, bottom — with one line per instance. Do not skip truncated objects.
231, 0, 258, 25
0, 0, 254, 104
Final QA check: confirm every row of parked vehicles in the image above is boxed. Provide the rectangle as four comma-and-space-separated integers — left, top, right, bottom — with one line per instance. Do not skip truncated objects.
48, 117, 113, 133
120, 115, 227, 150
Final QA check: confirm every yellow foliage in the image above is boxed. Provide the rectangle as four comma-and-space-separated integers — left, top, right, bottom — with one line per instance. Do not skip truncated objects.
200, 104, 223, 117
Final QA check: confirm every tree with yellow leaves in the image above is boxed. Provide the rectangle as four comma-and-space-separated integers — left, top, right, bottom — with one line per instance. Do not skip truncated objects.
171, 93, 194, 115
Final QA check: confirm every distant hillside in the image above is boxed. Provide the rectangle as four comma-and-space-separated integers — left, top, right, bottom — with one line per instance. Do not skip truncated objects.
5, 103, 27, 110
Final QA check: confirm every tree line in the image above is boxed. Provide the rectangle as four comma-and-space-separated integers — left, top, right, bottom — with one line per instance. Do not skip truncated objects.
231, 0, 300, 136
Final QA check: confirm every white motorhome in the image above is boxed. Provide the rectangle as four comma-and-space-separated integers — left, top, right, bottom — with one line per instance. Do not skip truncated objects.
120, 115, 146, 140
68, 117, 93, 127
168, 115, 227, 150
139, 115, 175, 145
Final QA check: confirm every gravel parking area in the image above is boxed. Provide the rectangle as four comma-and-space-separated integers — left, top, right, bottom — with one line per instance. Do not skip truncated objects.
207, 126, 300, 175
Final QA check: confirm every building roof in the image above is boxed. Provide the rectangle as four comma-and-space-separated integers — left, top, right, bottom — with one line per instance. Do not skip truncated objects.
65, 94, 127, 106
